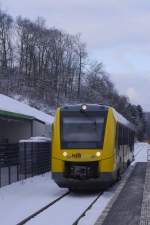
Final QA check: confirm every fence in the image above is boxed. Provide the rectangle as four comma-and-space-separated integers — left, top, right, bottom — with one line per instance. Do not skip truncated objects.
147, 148, 150, 162
0, 142, 51, 188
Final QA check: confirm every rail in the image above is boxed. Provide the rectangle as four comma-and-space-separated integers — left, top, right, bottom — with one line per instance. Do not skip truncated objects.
16, 191, 103, 225
72, 192, 103, 225
16, 191, 70, 225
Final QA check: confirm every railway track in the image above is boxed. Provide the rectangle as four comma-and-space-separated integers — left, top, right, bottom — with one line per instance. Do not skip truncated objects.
16, 191, 70, 225
72, 191, 103, 225
16, 190, 103, 225
16, 150, 139, 225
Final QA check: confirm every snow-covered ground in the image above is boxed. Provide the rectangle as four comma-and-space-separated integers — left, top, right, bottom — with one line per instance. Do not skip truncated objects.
0, 142, 149, 225
0, 174, 67, 225
133, 142, 148, 162
27, 193, 99, 225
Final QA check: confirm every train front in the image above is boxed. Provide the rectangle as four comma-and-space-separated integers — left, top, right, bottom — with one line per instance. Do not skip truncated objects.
51, 104, 109, 190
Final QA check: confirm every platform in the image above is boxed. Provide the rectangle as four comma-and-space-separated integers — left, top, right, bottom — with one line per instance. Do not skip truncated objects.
95, 162, 150, 225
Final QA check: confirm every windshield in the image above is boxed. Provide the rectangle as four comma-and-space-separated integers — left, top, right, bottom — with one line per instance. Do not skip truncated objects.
61, 112, 107, 149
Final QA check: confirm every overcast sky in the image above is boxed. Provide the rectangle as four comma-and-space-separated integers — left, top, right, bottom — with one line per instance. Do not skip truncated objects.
1, 0, 150, 111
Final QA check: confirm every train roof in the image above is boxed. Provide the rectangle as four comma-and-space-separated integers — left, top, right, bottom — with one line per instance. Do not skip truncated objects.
112, 108, 135, 131
61, 104, 109, 111
60, 104, 135, 131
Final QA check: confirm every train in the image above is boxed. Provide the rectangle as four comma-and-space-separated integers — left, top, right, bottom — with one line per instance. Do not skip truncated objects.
51, 104, 135, 190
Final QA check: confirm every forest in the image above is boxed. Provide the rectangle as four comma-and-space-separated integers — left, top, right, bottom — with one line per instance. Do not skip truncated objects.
0, 9, 146, 140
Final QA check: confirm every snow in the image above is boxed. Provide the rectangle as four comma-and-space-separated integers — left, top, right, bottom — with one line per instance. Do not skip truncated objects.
19, 137, 51, 143
78, 188, 116, 225
133, 142, 148, 163
27, 193, 99, 225
0, 94, 54, 124
0, 142, 149, 225
113, 108, 135, 130
0, 174, 67, 225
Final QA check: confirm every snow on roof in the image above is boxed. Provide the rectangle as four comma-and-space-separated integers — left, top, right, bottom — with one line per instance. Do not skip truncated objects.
19, 137, 51, 143
0, 94, 54, 124
113, 108, 135, 130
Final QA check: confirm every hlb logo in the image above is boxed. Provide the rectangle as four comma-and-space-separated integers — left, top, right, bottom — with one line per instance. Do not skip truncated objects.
72, 153, 81, 158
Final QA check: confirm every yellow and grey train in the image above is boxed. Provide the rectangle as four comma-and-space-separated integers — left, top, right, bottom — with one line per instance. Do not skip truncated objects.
51, 104, 135, 190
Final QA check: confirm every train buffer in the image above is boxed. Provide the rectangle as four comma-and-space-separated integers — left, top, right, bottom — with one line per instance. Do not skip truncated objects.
94, 162, 150, 225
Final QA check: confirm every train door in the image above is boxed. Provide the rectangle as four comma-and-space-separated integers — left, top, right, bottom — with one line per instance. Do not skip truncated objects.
118, 125, 124, 173
122, 127, 127, 170
115, 124, 120, 170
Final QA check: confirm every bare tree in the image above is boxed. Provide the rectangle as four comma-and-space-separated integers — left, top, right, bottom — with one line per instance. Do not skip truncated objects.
0, 10, 13, 77
74, 34, 87, 99
0, 9, 145, 140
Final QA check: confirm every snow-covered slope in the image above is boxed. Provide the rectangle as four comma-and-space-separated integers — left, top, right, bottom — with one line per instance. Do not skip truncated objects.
0, 94, 53, 124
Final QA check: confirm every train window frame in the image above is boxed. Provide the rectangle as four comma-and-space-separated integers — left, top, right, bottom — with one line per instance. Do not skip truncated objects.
117, 123, 134, 148
60, 110, 108, 149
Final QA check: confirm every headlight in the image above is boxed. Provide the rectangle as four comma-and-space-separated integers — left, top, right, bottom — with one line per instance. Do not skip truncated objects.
81, 104, 87, 111
63, 152, 68, 157
96, 152, 101, 157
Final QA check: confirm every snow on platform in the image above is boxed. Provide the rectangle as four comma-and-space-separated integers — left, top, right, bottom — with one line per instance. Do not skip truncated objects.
0, 142, 149, 225
0, 94, 53, 124
133, 142, 148, 162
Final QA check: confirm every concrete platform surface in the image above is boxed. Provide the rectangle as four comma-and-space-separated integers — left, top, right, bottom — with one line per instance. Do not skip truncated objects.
95, 163, 147, 225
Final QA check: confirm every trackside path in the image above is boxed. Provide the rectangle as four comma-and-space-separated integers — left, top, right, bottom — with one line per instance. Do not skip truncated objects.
95, 163, 147, 225
78, 142, 148, 225
139, 162, 150, 225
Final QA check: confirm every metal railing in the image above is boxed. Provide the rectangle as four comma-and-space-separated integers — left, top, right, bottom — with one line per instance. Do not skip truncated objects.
0, 142, 51, 188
